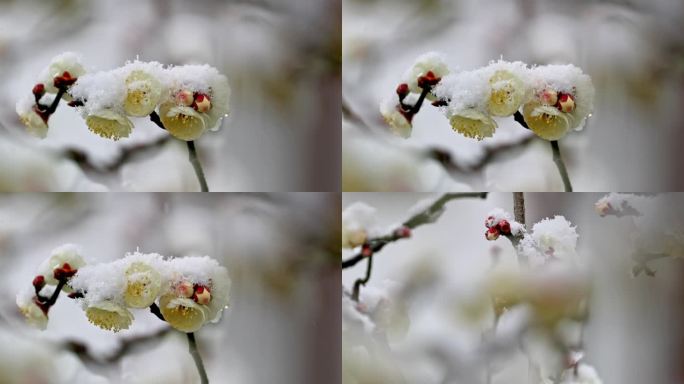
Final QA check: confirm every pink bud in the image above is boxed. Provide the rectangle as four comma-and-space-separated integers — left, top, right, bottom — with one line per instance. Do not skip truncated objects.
193, 285, 212, 305
394, 226, 411, 239
557, 93, 575, 113
539, 89, 558, 106
175, 90, 195, 107
176, 281, 195, 298
485, 227, 500, 241
193, 93, 212, 113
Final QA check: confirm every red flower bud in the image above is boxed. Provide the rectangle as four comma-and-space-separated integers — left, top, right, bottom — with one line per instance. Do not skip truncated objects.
498, 220, 511, 235
485, 216, 497, 228
485, 226, 500, 241
54, 262, 77, 280
33, 275, 46, 290
361, 244, 373, 257
53, 71, 78, 89
417, 71, 441, 88
396, 83, 410, 99
32, 83, 45, 97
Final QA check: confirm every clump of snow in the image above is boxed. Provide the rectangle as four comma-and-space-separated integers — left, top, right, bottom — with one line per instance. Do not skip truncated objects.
517, 216, 578, 266
435, 68, 491, 115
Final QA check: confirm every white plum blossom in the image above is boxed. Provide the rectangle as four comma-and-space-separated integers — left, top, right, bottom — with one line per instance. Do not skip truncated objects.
15, 287, 48, 330
518, 216, 578, 266
342, 202, 379, 249
379, 96, 412, 138
38, 51, 86, 95
401, 51, 450, 95
37, 243, 85, 286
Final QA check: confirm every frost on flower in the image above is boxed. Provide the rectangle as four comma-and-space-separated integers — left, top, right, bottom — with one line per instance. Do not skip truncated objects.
401, 51, 450, 96
523, 64, 595, 140
38, 52, 86, 96
342, 202, 378, 249
435, 68, 498, 140
161, 256, 232, 332
483, 60, 531, 117
37, 243, 85, 286
160, 64, 231, 141
518, 216, 578, 266
67, 250, 230, 333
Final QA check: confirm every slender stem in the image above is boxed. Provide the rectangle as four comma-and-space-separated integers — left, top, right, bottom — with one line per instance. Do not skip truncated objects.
409, 86, 431, 115
149, 303, 165, 321
149, 111, 166, 130
550, 141, 573, 192
45, 88, 66, 115
351, 255, 373, 301
187, 141, 209, 192
187, 332, 209, 384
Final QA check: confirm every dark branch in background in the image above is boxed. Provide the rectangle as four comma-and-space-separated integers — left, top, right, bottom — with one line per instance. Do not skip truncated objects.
426, 135, 534, 174
63, 136, 171, 175
64, 327, 171, 370
342, 192, 488, 269
511, 192, 528, 265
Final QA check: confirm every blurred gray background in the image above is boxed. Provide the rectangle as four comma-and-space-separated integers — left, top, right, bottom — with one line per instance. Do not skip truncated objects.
0, 0, 341, 192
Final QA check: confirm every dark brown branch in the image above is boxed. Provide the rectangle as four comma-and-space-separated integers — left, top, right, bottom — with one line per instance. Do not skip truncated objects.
149, 302, 165, 322
64, 327, 171, 367
63, 136, 171, 174
351, 255, 373, 301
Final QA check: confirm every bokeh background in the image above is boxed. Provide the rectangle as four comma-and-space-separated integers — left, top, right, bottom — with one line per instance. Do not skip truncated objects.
342, 0, 684, 191
0, 193, 341, 384
342, 192, 684, 383
0, 0, 341, 192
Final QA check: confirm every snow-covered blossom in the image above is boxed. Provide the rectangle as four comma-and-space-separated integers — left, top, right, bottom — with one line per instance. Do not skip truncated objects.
342, 202, 378, 249
559, 364, 603, 384
379, 96, 412, 138
357, 281, 410, 342
15, 95, 49, 138
161, 64, 231, 141
37, 243, 85, 286
39, 52, 86, 95
484, 60, 531, 117
518, 216, 578, 266
124, 261, 163, 308
435, 68, 498, 140
56, 248, 230, 333
123, 66, 164, 117
402, 51, 450, 96
523, 64, 594, 140
15, 287, 48, 330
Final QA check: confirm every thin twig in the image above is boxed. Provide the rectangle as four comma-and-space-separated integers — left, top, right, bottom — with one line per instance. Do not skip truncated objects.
149, 303, 165, 321
342, 192, 488, 269
409, 86, 431, 115
187, 141, 209, 192
551, 141, 572, 192
187, 332, 209, 384
351, 255, 373, 301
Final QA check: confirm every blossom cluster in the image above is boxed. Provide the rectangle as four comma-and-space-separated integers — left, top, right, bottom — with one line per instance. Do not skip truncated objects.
16, 52, 230, 141
381, 52, 594, 141
16, 244, 231, 333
